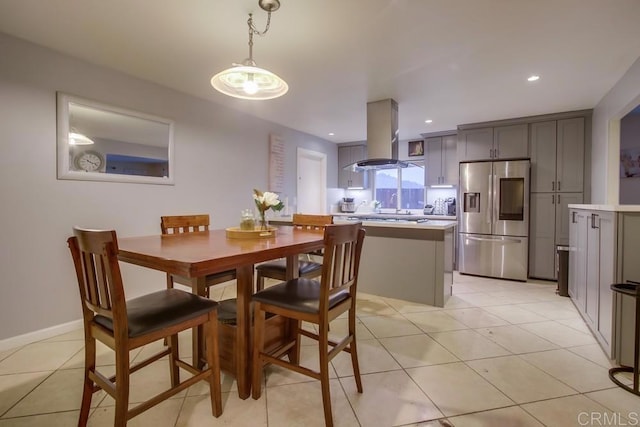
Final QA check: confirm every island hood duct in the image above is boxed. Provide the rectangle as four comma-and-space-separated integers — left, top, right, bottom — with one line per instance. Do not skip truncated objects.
346, 98, 410, 171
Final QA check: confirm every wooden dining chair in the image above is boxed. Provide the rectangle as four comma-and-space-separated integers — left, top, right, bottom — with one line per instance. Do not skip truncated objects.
161, 214, 237, 297
251, 222, 365, 427
255, 213, 333, 291
67, 227, 222, 426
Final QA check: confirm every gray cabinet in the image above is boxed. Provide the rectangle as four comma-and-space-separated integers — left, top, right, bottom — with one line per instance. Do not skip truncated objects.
556, 193, 583, 244
426, 135, 457, 186
529, 192, 583, 279
597, 213, 615, 350
494, 124, 529, 160
616, 214, 640, 367
529, 193, 556, 280
585, 211, 615, 351
568, 210, 585, 304
569, 208, 617, 357
557, 118, 585, 193
457, 127, 493, 161
529, 118, 585, 279
530, 118, 584, 193
338, 145, 367, 189
458, 124, 528, 161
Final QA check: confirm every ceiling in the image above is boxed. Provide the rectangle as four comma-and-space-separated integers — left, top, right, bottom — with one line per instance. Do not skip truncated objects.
2, 0, 640, 143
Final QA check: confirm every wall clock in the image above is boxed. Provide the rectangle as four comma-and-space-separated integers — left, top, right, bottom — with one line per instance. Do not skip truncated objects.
74, 150, 104, 172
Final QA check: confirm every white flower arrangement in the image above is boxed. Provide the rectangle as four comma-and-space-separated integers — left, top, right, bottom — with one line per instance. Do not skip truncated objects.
253, 189, 284, 229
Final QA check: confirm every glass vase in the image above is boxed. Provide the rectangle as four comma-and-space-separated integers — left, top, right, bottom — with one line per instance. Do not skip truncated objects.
259, 212, 269, 230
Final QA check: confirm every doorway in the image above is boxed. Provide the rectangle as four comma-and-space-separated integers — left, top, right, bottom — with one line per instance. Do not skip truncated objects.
297, 148, 327, 214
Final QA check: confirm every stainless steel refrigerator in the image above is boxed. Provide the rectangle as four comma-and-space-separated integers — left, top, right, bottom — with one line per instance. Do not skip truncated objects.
458, 159, 530, 281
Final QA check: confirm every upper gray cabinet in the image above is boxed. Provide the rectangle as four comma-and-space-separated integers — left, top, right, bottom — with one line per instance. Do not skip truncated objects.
494, 124, 529, 159
457, 124, 528, 161
426, 134, 457, 186
338, 145, 368, 189
457, 127, 493, 161
557, 118, 585, 192
530, 117, 584, 193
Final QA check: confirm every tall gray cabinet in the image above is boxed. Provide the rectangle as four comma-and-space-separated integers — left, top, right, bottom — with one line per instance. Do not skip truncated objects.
529, 117, 586, 280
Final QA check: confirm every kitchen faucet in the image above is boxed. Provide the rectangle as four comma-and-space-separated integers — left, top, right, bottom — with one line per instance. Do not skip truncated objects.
354, 200, 367, 212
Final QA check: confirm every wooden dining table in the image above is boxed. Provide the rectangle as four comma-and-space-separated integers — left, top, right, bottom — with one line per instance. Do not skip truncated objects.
117, 226, 325, 399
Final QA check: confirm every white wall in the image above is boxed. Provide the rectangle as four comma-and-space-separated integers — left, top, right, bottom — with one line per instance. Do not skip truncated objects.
591, 57, 640, 204
0, 33, 337, 342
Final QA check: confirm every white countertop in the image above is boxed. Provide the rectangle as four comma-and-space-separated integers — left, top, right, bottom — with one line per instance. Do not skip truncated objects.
271, 214, 457, 230
333, 217, 457, 230
332, 212, 457, 221
568, 204, 640, 212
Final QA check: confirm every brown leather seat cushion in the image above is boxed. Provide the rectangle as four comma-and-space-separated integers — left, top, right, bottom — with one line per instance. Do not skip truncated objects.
251, 278, 349, 314
255, 260, 322, 275
94, 289, 218, 338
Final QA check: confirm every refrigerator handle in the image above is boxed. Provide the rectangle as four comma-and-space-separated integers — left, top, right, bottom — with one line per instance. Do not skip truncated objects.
487, 174, 493, 223
493, 173, 499, 225
465, 235, 523, 244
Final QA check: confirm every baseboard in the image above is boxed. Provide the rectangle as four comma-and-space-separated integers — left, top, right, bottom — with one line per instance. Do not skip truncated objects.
0, 319, 83, 352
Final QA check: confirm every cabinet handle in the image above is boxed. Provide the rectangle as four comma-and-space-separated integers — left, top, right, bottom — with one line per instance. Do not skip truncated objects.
571, 211, 577, 223
489, 148, 493, 158
557, 181, 561, 191
495, 149, 498, 158
552, 194, 555, 204
591, 213, 599, 229
552, 181, 555, 191
557, 194, 560, 204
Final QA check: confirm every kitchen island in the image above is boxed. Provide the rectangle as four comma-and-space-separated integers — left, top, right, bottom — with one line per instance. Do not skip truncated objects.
340, 218, 456, 307
271, 215, 457, 307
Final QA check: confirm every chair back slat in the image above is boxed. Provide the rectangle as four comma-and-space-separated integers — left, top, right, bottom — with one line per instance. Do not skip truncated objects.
161, 214, 210, 234
292, 214, 333, 231
320, 223, 365, 308
68, 228, 126, 327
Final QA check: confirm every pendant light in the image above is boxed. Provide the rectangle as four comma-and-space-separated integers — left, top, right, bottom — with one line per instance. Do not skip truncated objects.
211, 0, 288, 100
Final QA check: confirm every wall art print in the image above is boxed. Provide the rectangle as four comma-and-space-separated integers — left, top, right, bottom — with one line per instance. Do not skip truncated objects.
620, 148, 640, 178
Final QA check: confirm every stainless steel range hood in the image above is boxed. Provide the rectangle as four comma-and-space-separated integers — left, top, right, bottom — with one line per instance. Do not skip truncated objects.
348, 99, 410, 171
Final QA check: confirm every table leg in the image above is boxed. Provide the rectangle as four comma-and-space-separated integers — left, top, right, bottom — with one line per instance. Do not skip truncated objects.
285, 255, 302, 364
235, 264, 253, 399
192, 276, 208, 370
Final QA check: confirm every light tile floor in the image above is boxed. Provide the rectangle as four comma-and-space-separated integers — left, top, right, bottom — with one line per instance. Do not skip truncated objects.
1, 273, 639, 426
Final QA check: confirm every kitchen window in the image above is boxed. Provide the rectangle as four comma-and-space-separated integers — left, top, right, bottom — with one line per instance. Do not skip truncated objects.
374, 162, 425, 210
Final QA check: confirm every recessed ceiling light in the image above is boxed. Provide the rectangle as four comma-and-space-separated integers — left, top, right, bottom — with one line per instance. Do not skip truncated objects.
527, 75, 540, 82
328, 132, 335, 136
425, 119, 433, 124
